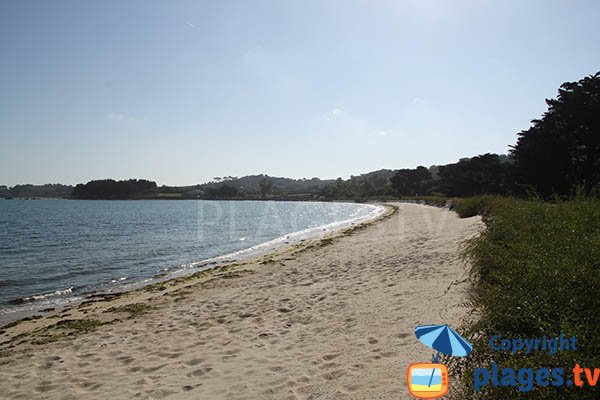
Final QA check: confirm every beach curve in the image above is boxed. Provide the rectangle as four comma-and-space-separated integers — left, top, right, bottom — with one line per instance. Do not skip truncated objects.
0, 202, 483, 399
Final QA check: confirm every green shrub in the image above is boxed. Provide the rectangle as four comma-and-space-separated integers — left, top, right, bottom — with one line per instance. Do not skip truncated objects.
452, 195, 502, 218
451, 197, 600, 399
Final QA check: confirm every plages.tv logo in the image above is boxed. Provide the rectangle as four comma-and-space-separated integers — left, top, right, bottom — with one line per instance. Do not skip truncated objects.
406, 324, 473, 399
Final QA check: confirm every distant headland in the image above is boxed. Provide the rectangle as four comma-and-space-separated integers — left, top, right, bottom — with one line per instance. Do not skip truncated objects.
1, 153, 514, 201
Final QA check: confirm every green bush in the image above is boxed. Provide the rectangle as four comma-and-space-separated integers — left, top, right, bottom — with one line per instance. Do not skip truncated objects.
452, 195, 504, 218
451, 197, 600, 399
398, 195, 450, 207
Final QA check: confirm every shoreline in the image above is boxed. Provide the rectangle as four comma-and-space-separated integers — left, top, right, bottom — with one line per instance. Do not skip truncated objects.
0, 201, 384, 326
0, 203, 391, 332
0, 203, 483, 399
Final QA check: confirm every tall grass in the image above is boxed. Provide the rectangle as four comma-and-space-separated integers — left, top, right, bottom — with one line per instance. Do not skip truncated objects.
451, 195, 511, 218
451, 196, 600, 399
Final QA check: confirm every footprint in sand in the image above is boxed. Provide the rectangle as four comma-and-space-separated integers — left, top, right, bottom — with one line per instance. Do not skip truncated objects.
184, 358, 204, 366
117, 355, 135, 364
342, 382, 362, 392
322, 353, 341, 361
322, 369, 345, 381
319, 362, 339, 370
187, 367, 213, 377
141, 364, 166, 373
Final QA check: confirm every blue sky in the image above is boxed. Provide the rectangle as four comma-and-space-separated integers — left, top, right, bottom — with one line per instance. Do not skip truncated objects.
1, 0, 599, 186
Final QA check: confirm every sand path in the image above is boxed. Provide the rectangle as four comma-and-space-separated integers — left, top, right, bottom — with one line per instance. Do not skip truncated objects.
0, 203, 483, 399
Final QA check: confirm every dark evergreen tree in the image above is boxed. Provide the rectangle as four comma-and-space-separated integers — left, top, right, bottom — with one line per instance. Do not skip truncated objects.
437, 154, 514, 196
511, 72, 600, 196
390, 166, 432, 196
72, 179, 157, 199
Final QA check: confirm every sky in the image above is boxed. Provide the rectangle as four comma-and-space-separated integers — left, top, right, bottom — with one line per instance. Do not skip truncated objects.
1, 0, 599, 187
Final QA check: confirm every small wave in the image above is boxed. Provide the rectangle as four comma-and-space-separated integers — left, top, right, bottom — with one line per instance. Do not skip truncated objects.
165, 203, 385, 279
3, 203, 383, 315
15, 287, 74, 304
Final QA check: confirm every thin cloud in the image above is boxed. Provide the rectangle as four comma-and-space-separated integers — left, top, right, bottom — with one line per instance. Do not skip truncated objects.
187, 22, 196, 28
326, 108, 344, 120
376, 130, 388, 136
412, 97, 426, 105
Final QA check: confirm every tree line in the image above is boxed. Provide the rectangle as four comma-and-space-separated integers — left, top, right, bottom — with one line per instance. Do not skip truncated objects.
4, 71, 598, 201
71, 179, 157, 199
327, 71, 599, 200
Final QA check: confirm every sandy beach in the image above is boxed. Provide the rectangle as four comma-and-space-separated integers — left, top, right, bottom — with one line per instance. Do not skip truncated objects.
0, 203, 483, 399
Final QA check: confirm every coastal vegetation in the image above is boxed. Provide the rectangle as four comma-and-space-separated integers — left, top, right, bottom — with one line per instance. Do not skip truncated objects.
0, 155, 520, 200
0, 184, 72, 199
449, 195, 600, 399
441, 72, 600, 398
72, 179, 158, 199
511, 72, 600, 197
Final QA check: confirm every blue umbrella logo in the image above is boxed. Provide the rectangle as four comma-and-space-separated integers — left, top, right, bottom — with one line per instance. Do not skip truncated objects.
414, 324, 473, 387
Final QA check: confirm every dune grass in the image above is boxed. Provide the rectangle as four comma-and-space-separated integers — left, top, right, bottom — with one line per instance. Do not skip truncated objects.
450, 195, 512, 218
450, 196, 600, 399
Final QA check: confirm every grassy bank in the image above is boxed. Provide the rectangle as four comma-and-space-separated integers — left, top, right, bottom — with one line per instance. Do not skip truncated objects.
450, 196, 600, 398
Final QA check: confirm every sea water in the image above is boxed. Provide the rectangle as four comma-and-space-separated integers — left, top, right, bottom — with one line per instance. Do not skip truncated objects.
0, 199, 382, 323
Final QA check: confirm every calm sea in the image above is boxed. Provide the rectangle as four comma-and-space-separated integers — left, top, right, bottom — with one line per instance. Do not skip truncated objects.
0, 199, 381, 323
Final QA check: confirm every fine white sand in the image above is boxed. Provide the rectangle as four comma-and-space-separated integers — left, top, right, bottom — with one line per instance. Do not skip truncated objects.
0, 203, 483, 399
